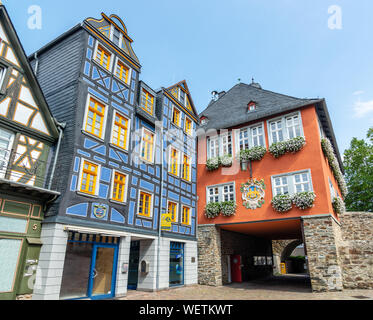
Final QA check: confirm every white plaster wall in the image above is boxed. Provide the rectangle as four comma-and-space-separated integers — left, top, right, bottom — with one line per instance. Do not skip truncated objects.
115, 236, 131, 297
137, 239, 157, 291
184, 240, 198, 285
32, 223, 68, 300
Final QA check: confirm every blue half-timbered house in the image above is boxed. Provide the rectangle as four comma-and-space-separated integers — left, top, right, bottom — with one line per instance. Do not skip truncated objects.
29, 13, 198, 300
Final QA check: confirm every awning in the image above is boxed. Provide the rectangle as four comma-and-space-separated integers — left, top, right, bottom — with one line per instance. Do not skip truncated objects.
63, 225, 130, 238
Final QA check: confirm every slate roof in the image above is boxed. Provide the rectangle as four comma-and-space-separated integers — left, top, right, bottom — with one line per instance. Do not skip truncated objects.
199, 82, 322, 131
199, 82, 344, 172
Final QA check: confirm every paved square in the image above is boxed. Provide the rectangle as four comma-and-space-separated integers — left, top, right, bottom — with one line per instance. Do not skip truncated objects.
120, 275, 373, 300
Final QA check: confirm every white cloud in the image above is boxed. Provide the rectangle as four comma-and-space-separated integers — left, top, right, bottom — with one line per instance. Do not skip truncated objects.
353, 99, 373, 118
353, 90, 365, 96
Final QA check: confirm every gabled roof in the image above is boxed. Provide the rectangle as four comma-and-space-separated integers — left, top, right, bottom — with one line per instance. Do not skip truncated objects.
199, 82, 343, 171
0, 5, 59, 140
163, 80, 199, 122
200, 82, 321, 130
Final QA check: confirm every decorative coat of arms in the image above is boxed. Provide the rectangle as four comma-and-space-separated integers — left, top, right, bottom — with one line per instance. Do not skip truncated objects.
240, 178, 266, 209
93, 204, 107, 219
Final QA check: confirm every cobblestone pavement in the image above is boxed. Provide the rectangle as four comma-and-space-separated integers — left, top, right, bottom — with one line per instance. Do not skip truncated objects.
120, 275, 373, 300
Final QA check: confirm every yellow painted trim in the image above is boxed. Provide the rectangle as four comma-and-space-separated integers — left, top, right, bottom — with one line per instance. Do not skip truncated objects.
85, 25, 140, 69
164, 91, 198, 122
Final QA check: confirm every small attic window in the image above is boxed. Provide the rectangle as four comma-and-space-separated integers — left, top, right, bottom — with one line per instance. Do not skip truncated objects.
200, 116, 208, 125
248, 101, 257, 112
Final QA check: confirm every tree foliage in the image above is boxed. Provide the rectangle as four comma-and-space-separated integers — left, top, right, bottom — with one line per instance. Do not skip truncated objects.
343, 127, 373, 212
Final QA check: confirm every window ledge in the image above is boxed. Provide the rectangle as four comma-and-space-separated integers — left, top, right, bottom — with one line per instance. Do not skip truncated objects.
109, 199, 127, 206
109, 143, 129, 154
76, 191, 99, 199
81, 130, 105, 143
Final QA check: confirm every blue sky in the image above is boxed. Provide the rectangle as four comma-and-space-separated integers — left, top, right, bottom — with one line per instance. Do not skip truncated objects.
4, 0, 373, 155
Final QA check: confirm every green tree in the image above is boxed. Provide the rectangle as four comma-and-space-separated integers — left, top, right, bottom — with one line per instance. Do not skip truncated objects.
343, 127, 373, 212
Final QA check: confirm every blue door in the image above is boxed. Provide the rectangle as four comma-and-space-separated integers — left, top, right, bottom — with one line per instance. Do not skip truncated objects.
87, 244, 118, 300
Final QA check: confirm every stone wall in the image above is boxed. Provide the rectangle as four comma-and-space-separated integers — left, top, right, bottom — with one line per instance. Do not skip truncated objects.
197, 225, 223, 286
302, 215, 343, 292
338, 212, 373, 289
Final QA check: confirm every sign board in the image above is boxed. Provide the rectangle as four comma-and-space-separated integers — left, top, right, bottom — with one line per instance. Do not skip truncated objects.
161, 212, 172, 231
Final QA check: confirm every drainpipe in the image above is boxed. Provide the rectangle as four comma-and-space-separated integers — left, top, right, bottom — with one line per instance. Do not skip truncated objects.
47, 121, 66, 190
156, 122, 165, 291
34, 52, 39, 75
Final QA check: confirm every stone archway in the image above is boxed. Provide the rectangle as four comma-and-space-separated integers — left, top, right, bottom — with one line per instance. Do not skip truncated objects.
281, 240, 303, 262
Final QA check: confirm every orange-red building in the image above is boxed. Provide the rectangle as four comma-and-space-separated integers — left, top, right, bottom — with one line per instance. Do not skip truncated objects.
196, 82, 345, 287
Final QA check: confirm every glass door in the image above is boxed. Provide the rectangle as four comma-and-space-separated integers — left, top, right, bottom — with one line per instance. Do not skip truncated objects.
88, 244, 118, 299
127, 241, 140, 290
169, 242, 184, 287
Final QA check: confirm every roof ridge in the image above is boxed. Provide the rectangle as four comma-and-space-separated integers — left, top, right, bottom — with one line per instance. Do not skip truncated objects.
238, 82, 321, 102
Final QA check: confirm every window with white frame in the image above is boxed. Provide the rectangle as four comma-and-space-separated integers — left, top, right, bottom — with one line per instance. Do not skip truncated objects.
207, 183, 235, 203
0, 128, 15, 179
207, 136, 219, 159
207, 132, 232, 159
221, 132, 233, 155
329, 178, 336, 200
286, 114, 302, 139
238, 124, 265, 150
268, 112, 303, 144
272, 170, 312, 196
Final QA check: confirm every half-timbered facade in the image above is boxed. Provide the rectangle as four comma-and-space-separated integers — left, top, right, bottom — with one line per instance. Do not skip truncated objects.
29, 13, 198, 300
0, 5, 61, 300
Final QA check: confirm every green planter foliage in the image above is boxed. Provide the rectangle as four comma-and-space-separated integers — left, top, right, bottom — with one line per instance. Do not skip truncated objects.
321, 138, 348, 198
269, 137, 306, 158
220, 154, 233, 167
221, 201, 237, 217
239, 146, 267, 162
204, 202, 221, 219
292, 191, 316, 210
332, 195, 346, 214
271, 194, 293, 213
206, 157, 220, 171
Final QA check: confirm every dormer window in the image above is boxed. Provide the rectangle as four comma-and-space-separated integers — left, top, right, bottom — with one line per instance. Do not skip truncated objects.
200, 116, 208, 125
248, 101, 257, 112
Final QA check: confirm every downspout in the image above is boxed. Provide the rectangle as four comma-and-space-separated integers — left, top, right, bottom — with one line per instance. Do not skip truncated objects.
47, 121, 66, 190
156, 122, 165, 291
34, 52, 39, 75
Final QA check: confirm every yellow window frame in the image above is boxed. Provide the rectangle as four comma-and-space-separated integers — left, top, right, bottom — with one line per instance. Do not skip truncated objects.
112, 112, 129, 150
182, 155, 191, 181
182, 206, 190, 225
169, 148, 179, 176
141, 129, 154, 163
185, 117, 192, 135
141, 89, 154, 115
95, 45, 111, 70
85, 97, 106, 138
112, 171, 127, 202
80, 160, 98, 195
168, 201, 178, 223
115, 60, 129, 83
172, 107, 181, 127
138, 191, 152, 217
